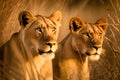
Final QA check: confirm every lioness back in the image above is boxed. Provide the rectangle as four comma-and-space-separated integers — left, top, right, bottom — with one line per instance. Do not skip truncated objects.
0, 10, 62, 80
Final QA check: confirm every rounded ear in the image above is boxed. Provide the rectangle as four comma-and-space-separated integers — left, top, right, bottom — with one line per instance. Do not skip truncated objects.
49, 11, 62, 23
69, 17, 85, 33
95, 18, 108, 32
18, 11, 35, 28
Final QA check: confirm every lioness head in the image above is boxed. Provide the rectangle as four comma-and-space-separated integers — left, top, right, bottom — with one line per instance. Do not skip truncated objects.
69, 17, 108, 60
18, 11, 62, 60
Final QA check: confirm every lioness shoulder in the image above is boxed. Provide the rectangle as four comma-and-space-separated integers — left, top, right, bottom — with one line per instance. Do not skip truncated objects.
53, 17, 108, 80
0, 10, 62, 80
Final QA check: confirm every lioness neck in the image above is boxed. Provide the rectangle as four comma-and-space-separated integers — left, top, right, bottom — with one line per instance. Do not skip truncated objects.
59, 34, 89, 80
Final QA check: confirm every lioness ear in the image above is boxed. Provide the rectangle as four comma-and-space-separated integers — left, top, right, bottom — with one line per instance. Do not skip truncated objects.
49, 11, 62, 23
18, 11, 35, 28
95, 18, 108, 32
69, 17, 85, 32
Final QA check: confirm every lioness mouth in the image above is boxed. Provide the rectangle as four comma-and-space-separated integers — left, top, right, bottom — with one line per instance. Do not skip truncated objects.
38, 49, 53, 55
86, 52, 99, 56
94, 53, 99, 55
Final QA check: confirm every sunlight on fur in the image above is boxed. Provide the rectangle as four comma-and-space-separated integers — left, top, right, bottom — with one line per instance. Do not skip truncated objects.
0, 10, 62, 80
53, 17, 108, 80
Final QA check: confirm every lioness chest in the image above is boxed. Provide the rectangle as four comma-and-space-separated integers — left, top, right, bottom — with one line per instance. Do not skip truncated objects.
0, 34, 53, 80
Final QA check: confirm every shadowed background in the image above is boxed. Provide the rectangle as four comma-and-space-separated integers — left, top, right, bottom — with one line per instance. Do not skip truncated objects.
0, 0, 120, 80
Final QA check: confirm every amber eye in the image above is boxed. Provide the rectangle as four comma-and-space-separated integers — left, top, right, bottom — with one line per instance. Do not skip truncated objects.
86, 33, 89, 37
36, 28, 42, 33
83, 33, 90, 38
52, 28, 56, 33
86, 33, 91, 38
98, 33, 102, 36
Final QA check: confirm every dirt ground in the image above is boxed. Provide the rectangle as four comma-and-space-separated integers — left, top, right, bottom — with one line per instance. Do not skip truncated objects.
0, 0, 120, 80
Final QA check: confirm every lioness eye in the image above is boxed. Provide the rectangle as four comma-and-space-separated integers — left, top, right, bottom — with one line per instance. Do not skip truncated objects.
98, 33, 102, 37
36, 28, 42, 33
98, 33, 102, 36
52, 28, 56, 33
86, 33, 90, 38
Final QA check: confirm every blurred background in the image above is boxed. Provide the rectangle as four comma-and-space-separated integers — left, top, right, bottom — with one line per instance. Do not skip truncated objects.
0, 0, 120, 80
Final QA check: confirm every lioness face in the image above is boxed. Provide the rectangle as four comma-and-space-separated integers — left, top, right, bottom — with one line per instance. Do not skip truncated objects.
18, 11, 62, 59
69, 17, 108, 60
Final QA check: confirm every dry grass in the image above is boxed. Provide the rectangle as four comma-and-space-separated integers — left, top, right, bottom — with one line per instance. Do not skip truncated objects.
90, 0, 120, 80
0, 0, 120, 80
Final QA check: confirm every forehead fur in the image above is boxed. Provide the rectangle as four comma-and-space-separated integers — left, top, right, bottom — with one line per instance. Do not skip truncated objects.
25, 16, 57, 30
19, 10, 62, 30
36, 16, 56, 27
82, 23, 105, 34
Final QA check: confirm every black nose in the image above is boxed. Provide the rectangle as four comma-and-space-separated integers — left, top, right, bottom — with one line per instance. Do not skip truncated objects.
46, 42, 55, 48
93, 46, 98, 50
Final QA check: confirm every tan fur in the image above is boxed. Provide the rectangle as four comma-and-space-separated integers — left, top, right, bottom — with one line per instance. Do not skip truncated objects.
53, 17, 108, 80
0, 11, 62, 80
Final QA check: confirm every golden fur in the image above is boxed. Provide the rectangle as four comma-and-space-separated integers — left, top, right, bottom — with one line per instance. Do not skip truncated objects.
53, 17, 108, 80
0, 11, 62, 80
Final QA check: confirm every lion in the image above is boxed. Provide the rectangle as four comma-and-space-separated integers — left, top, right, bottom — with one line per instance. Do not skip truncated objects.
53, 17, 108, 80
0, 10, 62, 80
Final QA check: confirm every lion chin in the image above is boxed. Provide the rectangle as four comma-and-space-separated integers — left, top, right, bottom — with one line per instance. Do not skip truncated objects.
87, 48, 103, 61
41, 53, 55, 60
38, 49, 55, 60
89, 54, 100, 61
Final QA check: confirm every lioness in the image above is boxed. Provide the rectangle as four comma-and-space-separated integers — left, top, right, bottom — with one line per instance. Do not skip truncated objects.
0, 11, 62, 80
53, 17, 108, 80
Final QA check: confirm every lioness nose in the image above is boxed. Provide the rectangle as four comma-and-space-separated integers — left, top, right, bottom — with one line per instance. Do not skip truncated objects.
46, 42, 56, 48
93, 45, 100, 50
